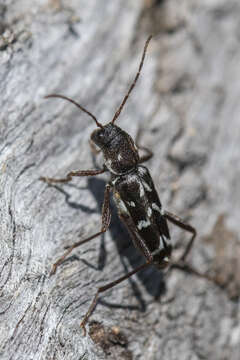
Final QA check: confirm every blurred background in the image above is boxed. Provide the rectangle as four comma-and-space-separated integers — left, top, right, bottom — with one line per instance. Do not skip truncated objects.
0, 1, 240, 359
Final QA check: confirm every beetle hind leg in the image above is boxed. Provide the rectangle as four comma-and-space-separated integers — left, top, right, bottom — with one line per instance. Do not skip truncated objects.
164, 210, 221, 286
80, 261, 152, 335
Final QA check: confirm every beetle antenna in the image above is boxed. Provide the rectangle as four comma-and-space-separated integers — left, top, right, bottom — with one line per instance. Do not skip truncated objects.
111, 35, 152, 124
45, 94, 103, 128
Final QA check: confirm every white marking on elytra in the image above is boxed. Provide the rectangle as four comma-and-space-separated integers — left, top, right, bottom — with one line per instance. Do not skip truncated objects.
160, 237, 164, 249
118, 199, 129, 215
117, 153, 123, 161
139, 182, 145, 198
151, 237, 171, 257
147, 207, 152, 217
113, 192, 130, 215
128, 201, 136, 207
138, 166, 147, 176
111, 177, 119, 186
152, 203, 164, 215
106, 159, 112, 168
105, 159, 119, 175
162, 234, 171, 244
129, 174, 140, 184
134, 143, 138, 152
137, 219, 151, 230
142, 180, 152, 192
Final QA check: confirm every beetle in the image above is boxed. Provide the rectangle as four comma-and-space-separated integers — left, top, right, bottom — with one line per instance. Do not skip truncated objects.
40, 36, 213, 334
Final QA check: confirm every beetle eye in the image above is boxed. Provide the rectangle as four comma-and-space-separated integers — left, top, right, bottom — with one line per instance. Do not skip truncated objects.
98, 131, 104, 139
91, 128, 106, 148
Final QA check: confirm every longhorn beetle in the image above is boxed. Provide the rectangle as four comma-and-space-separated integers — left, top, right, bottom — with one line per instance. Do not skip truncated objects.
41, 36, 214, 334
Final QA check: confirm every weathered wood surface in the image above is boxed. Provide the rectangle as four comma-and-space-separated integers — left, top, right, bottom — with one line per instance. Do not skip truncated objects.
1, 1, 240, 359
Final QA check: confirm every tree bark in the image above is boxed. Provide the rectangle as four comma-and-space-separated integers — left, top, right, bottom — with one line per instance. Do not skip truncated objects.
1, 1, 240, 359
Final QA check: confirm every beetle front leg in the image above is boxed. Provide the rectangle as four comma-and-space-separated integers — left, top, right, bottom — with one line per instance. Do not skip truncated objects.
50, 184, 112, 275
40, 168, 106, 184
135, 128, 153, 164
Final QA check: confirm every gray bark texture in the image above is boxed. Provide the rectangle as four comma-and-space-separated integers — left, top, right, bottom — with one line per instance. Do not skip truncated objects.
1, 0, 240, 359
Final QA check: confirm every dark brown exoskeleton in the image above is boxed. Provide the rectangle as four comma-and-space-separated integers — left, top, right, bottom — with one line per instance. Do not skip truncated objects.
41, 36, 215, 334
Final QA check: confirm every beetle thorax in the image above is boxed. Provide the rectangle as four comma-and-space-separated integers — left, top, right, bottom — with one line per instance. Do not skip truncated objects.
91, 123, 139, 175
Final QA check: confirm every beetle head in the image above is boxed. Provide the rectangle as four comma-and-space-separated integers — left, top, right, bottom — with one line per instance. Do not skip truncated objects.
91, 123, 119, 149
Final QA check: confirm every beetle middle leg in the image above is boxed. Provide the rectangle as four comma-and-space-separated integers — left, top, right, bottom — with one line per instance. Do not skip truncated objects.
164, 210, 220, 283
164, 210, 196, 262
50, 183, 112, 275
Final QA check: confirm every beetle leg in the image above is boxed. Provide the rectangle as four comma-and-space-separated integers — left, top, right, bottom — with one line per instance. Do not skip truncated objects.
167, 260, 215, 282
80, 260, 152, 335
40, 167, 106, 184
135, 128, 153, 163
164, 210, 196, 262
164, 210, 221, 285
50, 184, 112, 275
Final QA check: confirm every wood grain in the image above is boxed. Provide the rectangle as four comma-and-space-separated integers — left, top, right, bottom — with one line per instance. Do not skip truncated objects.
1, 1, 240, 359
